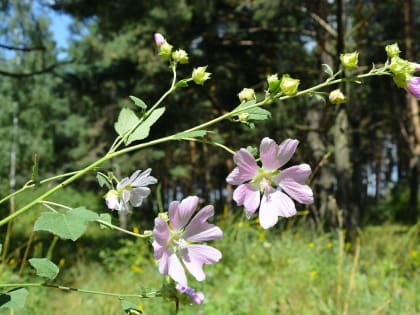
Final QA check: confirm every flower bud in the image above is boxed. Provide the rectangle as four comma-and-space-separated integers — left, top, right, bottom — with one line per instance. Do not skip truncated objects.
172, 49, 189, 64
158, 41, 173, 57
385, 43, 400, 58
329, 89, 346, 104
280, 75, 300, 96
408, 77, 420, 99
192, 66, 211, 85
267, 74, 280, 93
238, 113, 250, 123
390, 57, 416, 88
154, 33, 165, 46
340, 51, 359, 69
238, 88, 256, 103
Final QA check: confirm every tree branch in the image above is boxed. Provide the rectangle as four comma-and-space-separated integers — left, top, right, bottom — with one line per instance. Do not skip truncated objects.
0, 43, 45, 51
0, 60, 73, 78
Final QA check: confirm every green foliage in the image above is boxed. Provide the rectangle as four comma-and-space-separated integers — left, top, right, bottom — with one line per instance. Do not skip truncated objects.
0, 288, 29, 310
34, 207, 98, 241
114, 107, 166, 145
28, 258, 59, 280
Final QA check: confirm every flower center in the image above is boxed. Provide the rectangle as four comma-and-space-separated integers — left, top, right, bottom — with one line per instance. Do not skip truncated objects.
168, 229, 189, 252
251, 168, 279, 193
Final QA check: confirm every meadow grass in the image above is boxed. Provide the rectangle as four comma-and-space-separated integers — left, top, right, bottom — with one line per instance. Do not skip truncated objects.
2, 214, 419, 315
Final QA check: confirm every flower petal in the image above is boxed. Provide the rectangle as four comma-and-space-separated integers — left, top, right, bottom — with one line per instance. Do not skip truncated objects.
169, 196, 199, 231
152, 240, 166, 260
129, 187, 151, 207
233, 184, 260, 215
260, 137, 281, 170
259, 191, 296, 229
277, 139, 299, 168
130, 168, 158, 186
183, 205, 223, 242
181, 244, 222, 282
226, 149, 258, 184
168, 253, 188, 285
153, 217, 170, 246
279, 164, 314, 204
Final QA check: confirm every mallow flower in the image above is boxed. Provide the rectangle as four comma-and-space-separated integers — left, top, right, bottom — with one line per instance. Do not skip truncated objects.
105, 169, 157, 212
152, 196, 222, 285
226, 137, 314, 229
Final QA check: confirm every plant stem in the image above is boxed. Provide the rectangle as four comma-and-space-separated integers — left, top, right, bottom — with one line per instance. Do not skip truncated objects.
0, 282, 161, 299
96, 219, 152, 238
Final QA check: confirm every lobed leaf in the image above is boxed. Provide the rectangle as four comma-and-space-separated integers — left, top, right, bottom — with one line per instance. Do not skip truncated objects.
0, 288, 28, 310
29, 258, 59, 280
34, 207, 98, 241
234, 100, 271, 121
114, 108, 139, 137
126, 107, 166, 145
173, 130, 208, 139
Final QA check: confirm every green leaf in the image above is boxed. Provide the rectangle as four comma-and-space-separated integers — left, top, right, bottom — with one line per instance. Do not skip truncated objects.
29, 258, 59, 280
323, 64, 334, 77
174, 79, 189, 89
126, 107, 166, 145
98, 213, 112, 229
0, 288, 29, 309
96, 172, 111, 189
129, 96, 147, 110
114, 108, 139, 137
173, 130, 208, 139
234, 100, 271, 121
34, 207, 98, 241
121, 300, 143, 314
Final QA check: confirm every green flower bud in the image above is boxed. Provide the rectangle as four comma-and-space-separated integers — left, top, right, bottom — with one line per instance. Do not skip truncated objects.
238, 88, 256, 103
172, 49, 189, 64
192, 66, 211, 85
159, 41, 173, 57
385, 43, 401, 58
238, 113, 250, 123
267, 74, 280, 93
390, 57, 416, 88
340, 51, 359, 69
329, 89, 346, 104
280, 75, 300, 96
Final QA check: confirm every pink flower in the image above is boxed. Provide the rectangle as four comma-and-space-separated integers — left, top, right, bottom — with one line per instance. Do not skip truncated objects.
408, 77, 420, 99
152, 196, 223, 285
226, 137, 313, 229
154, 33, 166, 46
105, 169, 157, 212
176, 283, 205, 304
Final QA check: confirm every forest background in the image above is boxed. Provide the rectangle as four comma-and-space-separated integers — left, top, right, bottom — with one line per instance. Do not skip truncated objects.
0, 0, 419, 314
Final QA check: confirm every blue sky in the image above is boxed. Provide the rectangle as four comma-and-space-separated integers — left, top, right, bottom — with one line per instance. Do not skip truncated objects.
49, 11, 72, 58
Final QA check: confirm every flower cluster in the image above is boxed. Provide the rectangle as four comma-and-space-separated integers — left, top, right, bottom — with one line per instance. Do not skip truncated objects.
386, 43, 420, 99
226, 137, 314, 229
176, 283, 205, 305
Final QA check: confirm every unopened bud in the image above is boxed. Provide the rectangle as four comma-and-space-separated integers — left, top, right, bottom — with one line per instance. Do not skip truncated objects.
238, 88, 255, 103
154, 33, 165, 46
192, 66, 211, 85
385, 43, 400, 58
159, 41, 173, 57
329, 89, 346, 104
280, 75, 300, 96
172, 49, 189, 64
267, 74, 280, 93
238, 113, 250, 123
340, 51, 359, 69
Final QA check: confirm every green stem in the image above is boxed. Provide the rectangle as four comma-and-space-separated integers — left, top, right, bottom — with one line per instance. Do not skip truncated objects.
0, 282, 161, 299
0, 171, 80, 206
0, 68, 390, 227
96, 219, 152, 238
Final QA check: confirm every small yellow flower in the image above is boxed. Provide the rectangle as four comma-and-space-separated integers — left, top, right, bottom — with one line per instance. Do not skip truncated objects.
59, 258, 66, 267
131, 265, 143, 273
345, 242, 352, 251
409, 250, 417, 259
9, 258, 16, 266
310, 271, 318, 278
259, 231, 266, 242
133, 226, 140, 234
326, 241, 333, 249
308, 242, 315, 249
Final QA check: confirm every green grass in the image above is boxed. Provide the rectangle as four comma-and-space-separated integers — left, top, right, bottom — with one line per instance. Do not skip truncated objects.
1, 216, 419, 315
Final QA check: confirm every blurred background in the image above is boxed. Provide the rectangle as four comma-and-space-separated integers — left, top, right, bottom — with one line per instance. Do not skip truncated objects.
0, 0, 419, 314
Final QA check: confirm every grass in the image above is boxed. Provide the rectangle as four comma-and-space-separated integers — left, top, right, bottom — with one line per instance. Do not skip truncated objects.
1, 214, 419, 315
